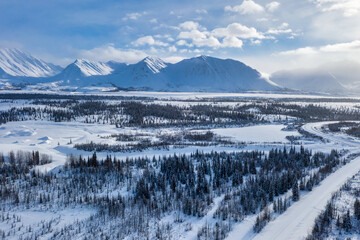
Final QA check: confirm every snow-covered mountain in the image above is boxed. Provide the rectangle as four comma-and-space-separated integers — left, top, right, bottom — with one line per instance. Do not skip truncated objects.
161, 56, 280, 92
103, 56, 168, 89
88, 55, 279, 92
271, 69, 348, 94
57, 59, 113, 79
0, 50, 281, 92
0, 48, 62, 77
142, 56, 167, 73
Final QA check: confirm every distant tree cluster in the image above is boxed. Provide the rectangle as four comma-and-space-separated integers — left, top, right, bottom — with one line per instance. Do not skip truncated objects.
3, 97, 360, 129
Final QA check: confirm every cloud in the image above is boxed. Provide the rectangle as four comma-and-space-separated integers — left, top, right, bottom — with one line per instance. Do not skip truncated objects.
195, 9, 208, 14
168, 46, 177, 52
279, 40, 360, 56
225, 0, 264, 14
122, 12, 146, 21
177, 22, 265, 49
312, 0, 360, 17
251, 39, 262, 45
319, 40, 360, 52
176, 40, 193, 47
267, 23, 293, 35
78, 44, 147, 63
150, 18, 158, 23
212, 23, 265, 39
266, 2, 280, 12
221, 37, 243, 48
132, 36, 168, 47
279, 47, 317, 56
179, 21, 201, 31
178, 30, 221, 48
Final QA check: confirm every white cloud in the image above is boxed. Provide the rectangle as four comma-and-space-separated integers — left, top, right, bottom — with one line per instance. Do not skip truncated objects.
279, 40, 360, 56
78, 44, 146, 63
178, 29, 221, 48
178, 29, 208, 41
312, 0, 360, 17
176, 40, 193, 47
179, 21, 201, 31
225, 0, 264, 14
177, 22, 265, 49
251, 39, 262, 45
132, 36, 169, 47
279, 47, 317, 56
122, 12, 145, 21
195, 9, 208, 14
267, 23, 293, 35
168, 46, 177, 52
222, 37, 243, 48
149, 46, 158, 53
150, 18, 158, 23
319, 40, 360, 52
266, 2, 280, 12
212, 23, 265, 39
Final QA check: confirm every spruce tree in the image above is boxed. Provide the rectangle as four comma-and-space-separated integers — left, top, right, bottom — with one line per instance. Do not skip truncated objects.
354, 199, 360, 220
292, 181, 300, 201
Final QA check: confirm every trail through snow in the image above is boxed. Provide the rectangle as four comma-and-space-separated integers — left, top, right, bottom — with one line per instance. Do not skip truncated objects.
254, 154, 360, 240
227, 121, 360, 240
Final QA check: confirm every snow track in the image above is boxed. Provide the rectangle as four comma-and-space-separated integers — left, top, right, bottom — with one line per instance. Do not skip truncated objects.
251, 121, 360, 240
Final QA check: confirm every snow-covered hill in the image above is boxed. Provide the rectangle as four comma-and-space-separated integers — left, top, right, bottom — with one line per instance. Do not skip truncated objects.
0, 48, 62, 77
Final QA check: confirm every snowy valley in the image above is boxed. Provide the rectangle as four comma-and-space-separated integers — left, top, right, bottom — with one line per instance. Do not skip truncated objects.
0, 44, 360, 240
0, 91, 360, 240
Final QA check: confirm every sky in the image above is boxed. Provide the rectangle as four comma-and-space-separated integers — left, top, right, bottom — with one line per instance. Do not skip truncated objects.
0, 0, 360, 73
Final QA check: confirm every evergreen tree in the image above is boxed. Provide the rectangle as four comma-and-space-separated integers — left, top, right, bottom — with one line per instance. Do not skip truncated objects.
292, 181, 300, 202
342, 210, 352, 232
354, 199, 360, 220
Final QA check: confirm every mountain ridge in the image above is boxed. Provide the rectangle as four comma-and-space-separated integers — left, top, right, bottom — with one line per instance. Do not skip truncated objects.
0, 48, 62, 78
0, 48, 281, 92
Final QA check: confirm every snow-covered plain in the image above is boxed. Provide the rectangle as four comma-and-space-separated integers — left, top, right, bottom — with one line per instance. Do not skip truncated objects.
1, 95, 360, 239
211, 124, 301, 143
0, 121, 302, 172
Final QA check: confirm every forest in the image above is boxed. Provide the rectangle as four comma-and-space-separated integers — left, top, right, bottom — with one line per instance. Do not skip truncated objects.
0, 147, 345, 239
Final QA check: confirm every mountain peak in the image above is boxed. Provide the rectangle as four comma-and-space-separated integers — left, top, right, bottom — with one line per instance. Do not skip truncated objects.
199, 55, 209, 60
141, 56, 167, 73
0, 48, 62, 77
70, 59, 113, 77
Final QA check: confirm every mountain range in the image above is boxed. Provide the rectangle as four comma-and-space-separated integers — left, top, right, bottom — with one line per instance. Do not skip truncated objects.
0, 48, 358, 95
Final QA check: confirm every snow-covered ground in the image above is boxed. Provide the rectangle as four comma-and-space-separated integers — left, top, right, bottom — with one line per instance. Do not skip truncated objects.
1, 96, 360, 239
0, 89, 354, 100
210, 124, 301, 143
225, 121, 360, 240
0, 120, 304, 172
254, 155, 360, 240
0, 207, 96, 240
